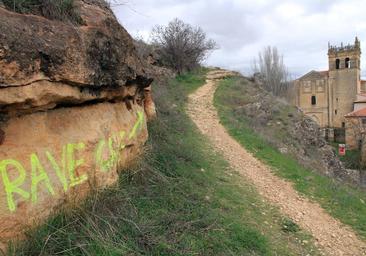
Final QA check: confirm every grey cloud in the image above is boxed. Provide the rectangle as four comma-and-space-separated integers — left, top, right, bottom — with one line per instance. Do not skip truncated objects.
300, 0, 342, 13
190, 1, 260, 49
113, 0, 366, 78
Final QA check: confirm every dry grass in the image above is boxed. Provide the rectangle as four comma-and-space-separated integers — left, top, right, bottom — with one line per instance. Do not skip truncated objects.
2, 0, 83, 24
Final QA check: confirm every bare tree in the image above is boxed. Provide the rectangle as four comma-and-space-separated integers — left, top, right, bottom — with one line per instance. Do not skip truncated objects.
151, 18, 217, 74
253, 46, 289, 96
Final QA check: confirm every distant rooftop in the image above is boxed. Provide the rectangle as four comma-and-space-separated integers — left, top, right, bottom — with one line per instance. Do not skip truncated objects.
297, 70, 329, 80
345, 108, 366, 118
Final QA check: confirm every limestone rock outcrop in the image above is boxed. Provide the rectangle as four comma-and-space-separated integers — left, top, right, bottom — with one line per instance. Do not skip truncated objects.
0, 0, 155, 249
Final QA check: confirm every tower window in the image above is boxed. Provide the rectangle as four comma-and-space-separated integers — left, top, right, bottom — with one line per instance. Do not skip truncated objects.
345, 58, 351, 68
335, 110, 338, 115
342, 122, 345, 128
336, 59, 340, 69
311, 96, 316, 105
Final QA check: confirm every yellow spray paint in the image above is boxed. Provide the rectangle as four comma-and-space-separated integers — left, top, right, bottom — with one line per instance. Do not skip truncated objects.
0, 110, 146, 212
46, 147, 68, 192
95, 134, 121, 173
129, 111, 144, 139
30, 153, 55, 203
119, 131, 126, 150
0, 160, 30, 212
67, 143, 88, 187
95, 139, 115, 173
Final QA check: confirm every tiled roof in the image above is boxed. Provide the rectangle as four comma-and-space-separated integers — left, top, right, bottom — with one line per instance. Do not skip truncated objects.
297, 70, 329, 80
319, 70, 329, 77
354, 94, 366, 103
345, 108, 366, 118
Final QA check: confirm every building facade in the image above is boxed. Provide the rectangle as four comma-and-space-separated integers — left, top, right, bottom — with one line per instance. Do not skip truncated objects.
294, 37, 363, 142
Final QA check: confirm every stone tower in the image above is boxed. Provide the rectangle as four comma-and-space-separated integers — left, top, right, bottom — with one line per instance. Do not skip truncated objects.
328, 37, 361, 128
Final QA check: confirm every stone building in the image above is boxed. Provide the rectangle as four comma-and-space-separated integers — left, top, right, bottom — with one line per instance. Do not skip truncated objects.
294, 37, 364, 142
344, 108, 366, 149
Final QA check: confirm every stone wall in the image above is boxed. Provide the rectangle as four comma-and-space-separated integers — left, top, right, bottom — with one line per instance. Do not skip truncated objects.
345, 117, 361, 150
295, 72, 329, 127
329, 69, 360, 128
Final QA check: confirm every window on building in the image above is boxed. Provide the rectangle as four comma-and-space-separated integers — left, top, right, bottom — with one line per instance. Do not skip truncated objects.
362, 118, 366, 125
311, 96, 316, 105
335, 110, 338, 115
342, 122, 345, 128
336, 59, 340, 69
345, 58, 351, 68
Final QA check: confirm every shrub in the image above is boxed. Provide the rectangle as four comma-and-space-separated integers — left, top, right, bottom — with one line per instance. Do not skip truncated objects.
151, 18, 217, 74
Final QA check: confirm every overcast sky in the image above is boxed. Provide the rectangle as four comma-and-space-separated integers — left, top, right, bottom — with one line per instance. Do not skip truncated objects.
112, 0, 366, 78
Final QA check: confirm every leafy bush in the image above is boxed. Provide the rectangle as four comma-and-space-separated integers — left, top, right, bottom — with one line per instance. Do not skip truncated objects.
2, 0, 83, 24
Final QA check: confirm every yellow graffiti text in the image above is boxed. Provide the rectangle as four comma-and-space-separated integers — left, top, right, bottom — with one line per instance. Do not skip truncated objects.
67, 143, 88, 187
30, 153, 55, 203
0, 160, 30, 212
0, 111, 145, 212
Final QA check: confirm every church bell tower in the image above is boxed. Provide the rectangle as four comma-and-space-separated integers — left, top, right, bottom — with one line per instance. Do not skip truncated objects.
328, 37, 361, 128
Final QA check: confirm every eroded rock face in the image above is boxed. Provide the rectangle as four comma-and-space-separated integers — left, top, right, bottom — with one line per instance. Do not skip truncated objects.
0, 1, 155, 248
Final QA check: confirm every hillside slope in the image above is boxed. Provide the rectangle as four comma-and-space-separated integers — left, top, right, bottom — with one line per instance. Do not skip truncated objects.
220, 76, 355, 183
9, 70, 320, 255
212, 72, 366, 254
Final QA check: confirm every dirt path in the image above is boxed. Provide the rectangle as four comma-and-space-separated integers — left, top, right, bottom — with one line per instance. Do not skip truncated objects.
186, 69, 366, 256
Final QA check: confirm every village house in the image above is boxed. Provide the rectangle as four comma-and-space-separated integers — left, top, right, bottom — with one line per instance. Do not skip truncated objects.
344, 107, 366, 150
294, 37, 366, 149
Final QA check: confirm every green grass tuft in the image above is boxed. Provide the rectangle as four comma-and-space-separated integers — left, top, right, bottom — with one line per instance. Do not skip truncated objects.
281, 218, 300, 233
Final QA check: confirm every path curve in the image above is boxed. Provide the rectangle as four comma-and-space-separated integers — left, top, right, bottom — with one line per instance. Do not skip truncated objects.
187, 69, 366, 256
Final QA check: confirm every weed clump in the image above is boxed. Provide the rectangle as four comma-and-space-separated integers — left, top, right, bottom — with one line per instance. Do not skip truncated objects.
281, 218, 300, 233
